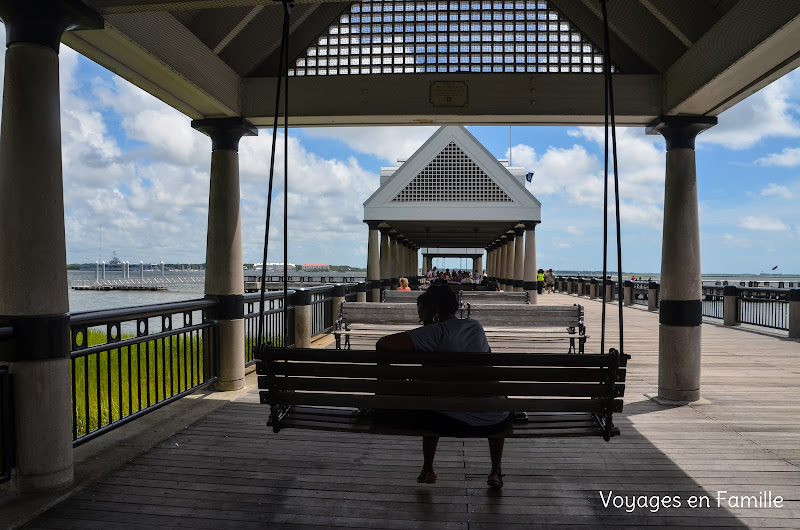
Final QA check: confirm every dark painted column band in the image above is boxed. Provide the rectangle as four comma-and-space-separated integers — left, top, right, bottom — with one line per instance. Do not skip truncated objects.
292, 289, 313, 306
0, 315, 70, 361
789, 289, 800, 302
332, 284, 347, 297
205, 295, 244, 320
0, 0, 103, 52
523, 281, 537, 290
191, 117, 257, 151
659, 300, 702, 327
512, 280, 524, 288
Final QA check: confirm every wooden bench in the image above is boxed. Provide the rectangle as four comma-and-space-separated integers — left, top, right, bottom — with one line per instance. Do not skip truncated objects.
463, 303, 587, 354
256, 347, 627, 441
334, 302, 419, 349
460, 291, 530, 304
382, 290, 423, 303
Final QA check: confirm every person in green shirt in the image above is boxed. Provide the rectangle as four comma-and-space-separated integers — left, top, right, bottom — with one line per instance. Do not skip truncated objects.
537, 269, 545, 294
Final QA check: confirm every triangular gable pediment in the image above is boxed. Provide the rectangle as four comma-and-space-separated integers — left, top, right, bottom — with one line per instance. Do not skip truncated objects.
364, 126, 540, 223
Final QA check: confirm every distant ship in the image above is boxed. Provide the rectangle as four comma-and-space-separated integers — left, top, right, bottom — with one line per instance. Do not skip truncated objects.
78, 251, 125, 271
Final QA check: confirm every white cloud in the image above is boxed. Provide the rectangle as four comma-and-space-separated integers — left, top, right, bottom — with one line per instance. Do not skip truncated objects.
514, 127, 666, 229
700, 71, 800, 150
722, 233, 751, 249
738, 216, 788, 231
303, 126, 437, 162
564, 225, 584, 236
755, 147, 800, 167
760, 183, 793, 199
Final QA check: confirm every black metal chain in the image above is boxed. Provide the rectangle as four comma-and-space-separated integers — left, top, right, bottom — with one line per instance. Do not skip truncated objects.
599, 0, 624, 356
257, 0, 293, 352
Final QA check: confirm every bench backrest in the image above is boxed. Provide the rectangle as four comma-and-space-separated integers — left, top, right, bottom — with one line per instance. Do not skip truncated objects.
382, 290, 423, 303
340, 302, 419, 324
464, 303, 583, 328
461, 291, 529, 304
256, 347, 626, 439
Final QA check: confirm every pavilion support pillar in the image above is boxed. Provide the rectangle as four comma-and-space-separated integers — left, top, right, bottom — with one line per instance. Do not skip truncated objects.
491, 245, 498, 280
522, 223, 538, 304
513, 227, 525, 293
505, 233, 515, 293
366, 221, 381, 303
388, 232, 399, 290
378, 226, 390, 302
395, 237, 404, 283
474, 255, 483, 277
193, 118, 256, 392
647, 116, 716, 404
0, 0, 102, 494
497, 238, 508, 290
485, 247, 492, 279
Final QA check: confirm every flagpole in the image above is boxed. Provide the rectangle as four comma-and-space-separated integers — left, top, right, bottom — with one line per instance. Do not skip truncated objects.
509, 126, 512, 166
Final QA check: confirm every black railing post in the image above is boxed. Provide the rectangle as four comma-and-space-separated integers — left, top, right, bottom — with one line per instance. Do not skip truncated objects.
291, 288, 313, 348
648, 281, 659, 311
723, 285, 739, 327
789, 289, 800, 339
623, 280, 633, 306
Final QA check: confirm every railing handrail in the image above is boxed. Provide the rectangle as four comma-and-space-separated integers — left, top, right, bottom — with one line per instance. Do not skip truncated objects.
69, 298, 217, 326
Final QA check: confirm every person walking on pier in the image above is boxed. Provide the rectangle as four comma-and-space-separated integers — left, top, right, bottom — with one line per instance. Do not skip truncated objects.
375, 285, 513, 489
537, 269, 545, 295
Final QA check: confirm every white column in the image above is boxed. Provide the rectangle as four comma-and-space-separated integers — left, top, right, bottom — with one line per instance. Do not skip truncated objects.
193, 118, 256, 392
513, 227, 525, 292
498, 238, 508, 290
523, 222, 538, 304
379, 226, 390, 300
388, 232, 399, 289
505, 234, 515, 292
366, 221, 381, 303
647, 116, 716, 404
0, 1, 102, 493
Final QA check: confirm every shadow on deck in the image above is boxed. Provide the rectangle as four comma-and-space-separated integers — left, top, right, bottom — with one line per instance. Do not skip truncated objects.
12, 294, 800, 528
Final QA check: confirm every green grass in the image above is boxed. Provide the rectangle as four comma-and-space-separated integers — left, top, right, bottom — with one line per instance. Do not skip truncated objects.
72, 329, 209, 438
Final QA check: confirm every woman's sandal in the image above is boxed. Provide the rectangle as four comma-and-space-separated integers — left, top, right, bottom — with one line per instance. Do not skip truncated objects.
417, 469, 437, 484
487, 469, 504, 489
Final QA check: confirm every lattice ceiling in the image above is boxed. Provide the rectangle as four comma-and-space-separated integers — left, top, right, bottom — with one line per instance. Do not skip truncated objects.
290, 0, 613, 77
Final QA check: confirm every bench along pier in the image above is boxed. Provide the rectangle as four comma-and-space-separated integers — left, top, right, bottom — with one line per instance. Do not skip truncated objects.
257, 347, 627, 440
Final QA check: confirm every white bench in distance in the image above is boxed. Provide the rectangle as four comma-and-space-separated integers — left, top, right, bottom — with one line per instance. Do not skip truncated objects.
335, 302, 420, 349
462, 303, 587, 354
460, 291, 529, 304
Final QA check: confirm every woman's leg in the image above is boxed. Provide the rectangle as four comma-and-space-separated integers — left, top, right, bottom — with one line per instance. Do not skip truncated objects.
487, 437, 505, 488
422, 436, 439, 471
418, 436, 439, 483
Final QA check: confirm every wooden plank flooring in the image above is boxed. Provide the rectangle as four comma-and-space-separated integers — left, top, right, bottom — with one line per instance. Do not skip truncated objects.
24, 293, 800, 528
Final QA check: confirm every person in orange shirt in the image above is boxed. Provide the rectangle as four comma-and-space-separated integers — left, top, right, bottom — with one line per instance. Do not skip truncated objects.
398, 277, 411, 291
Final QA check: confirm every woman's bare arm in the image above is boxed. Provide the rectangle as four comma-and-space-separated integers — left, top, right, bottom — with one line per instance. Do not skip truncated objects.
376, 331, 415, 352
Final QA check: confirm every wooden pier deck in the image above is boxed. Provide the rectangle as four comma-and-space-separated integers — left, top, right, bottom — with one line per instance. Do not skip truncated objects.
22, 293, 800, 528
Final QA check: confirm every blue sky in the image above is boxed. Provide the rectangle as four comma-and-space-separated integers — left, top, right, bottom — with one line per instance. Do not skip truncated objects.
2, 24, 799, 275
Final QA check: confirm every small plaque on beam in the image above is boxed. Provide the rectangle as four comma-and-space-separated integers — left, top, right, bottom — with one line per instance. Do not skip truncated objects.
430, 81, 468, 107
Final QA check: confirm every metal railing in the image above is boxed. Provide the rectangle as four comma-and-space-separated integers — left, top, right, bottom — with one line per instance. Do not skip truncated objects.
69, 299, 219, 446
737, 288, 790, 330
632, 281, 650, 307
307, 285, 336, 337
701, 287, 725, 319
244, 291, 295, 364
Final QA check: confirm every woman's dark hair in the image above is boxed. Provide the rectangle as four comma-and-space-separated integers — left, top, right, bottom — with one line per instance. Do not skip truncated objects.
417, 284, 459, 316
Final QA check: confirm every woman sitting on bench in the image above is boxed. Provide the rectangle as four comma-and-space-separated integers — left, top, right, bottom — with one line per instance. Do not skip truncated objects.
375, 284, 513, 489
